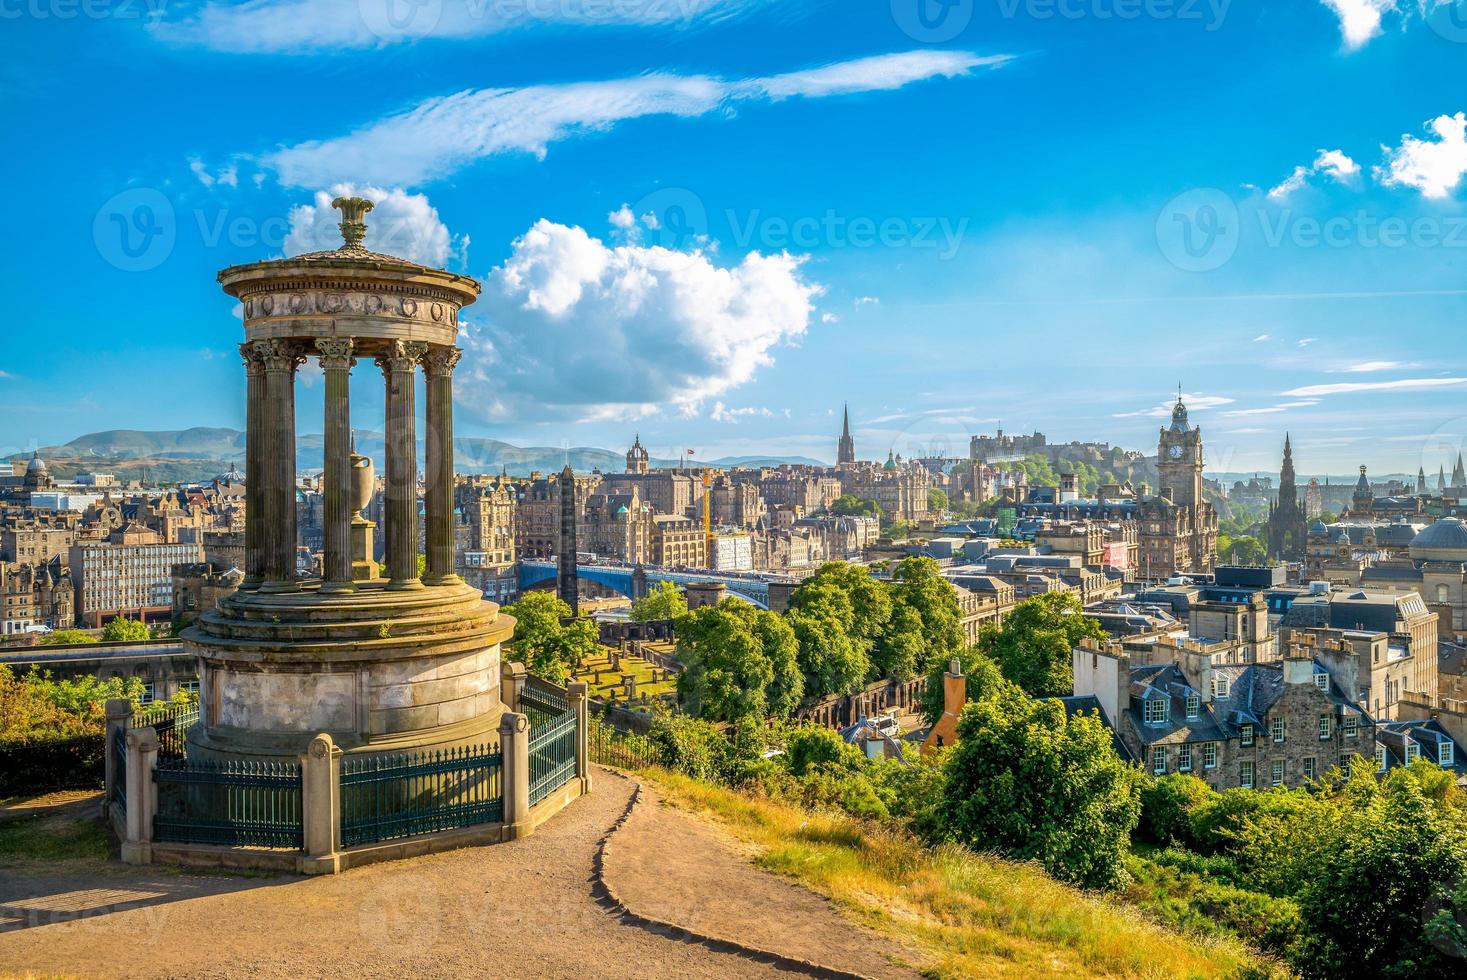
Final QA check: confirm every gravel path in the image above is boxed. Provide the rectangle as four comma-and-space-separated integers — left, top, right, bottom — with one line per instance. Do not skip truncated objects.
0, 770, 898, 979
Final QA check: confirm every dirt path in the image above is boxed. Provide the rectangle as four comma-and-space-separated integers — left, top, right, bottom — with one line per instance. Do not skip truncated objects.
0, 770, 908, 979
600, 779, 922, 979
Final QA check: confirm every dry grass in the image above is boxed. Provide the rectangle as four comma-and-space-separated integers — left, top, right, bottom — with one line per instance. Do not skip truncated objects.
645, 770, 1279, 980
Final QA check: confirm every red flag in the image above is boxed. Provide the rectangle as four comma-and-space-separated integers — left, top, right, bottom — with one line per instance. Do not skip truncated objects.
686, 449, 695, 455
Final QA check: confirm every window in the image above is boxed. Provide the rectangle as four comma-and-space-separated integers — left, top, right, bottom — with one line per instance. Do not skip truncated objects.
139, 683, 156, 705
1344, 715, 1358, 738
182, 679, 200, 695
1312, 671, 1328, 691
1270, 760, 1285, 787
1303, 757, 1316, 780
1152, 746, 1167, 774
1271, 718, 1286, 743
1406, 742, 1420, 764
1241, 724, 1254, 747
1214, 675, 1230, 698
1203, 741, 1218, 769
1178, 744, 1193, 772
1240, 761, 1255, 789
1376, 744, 1387, 771
1318, 715, 1332, 740
1442, 741, 1456, 766
1185, 694, 1200, 719
1144, 698, 1168, 725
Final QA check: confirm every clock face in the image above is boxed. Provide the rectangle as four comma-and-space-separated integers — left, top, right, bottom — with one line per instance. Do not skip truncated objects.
1168, 445, 1185, 460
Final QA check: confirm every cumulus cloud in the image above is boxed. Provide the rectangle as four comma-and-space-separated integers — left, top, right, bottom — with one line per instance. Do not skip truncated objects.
152, 0, 771, 54
283, 185, 470, 267
1283, 377, 1467, 397
457, 219, 823, 422
1378, 112, 1467, 199
260, 51, 1004, 187
1318, 0, 1397, 50
1267, 148, 1360, 200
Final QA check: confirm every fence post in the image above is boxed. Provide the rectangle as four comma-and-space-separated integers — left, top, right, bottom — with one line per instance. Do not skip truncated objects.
120, 727, 158, 865
567, 681, 591, 795
499, 711, 531, 840
103, 698, 130, 820
299, 733, 342, 875
500, 661, 527, 714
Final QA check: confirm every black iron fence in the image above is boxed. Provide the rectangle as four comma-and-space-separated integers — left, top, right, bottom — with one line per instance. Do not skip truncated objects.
340, 743, 504, 848
153, 758, 303, 849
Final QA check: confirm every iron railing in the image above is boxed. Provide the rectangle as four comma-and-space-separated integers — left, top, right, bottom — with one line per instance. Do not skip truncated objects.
149, 708, 199, 761
153, 759, 303, 849
589, 718, 665, 771
340, 744, 503, 848
110, 724, 128, 813
521, 675, 569, 727
528, 707, 578, 808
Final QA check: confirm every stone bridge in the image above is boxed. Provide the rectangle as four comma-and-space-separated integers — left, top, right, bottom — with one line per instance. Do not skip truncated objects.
517, 562, 779, 609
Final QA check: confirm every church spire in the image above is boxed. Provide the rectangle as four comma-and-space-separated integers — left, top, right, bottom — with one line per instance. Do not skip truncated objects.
1454, 453, 1465, 488
837, 402, 856, 466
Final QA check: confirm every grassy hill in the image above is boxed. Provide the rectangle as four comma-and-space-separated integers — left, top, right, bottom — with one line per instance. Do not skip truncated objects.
647, 770, 1278, 979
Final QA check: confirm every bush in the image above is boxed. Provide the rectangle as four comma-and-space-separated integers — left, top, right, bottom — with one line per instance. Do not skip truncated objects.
1138, 774, 1216, 848
784, 724, 862, 777
647, 716, 735, 783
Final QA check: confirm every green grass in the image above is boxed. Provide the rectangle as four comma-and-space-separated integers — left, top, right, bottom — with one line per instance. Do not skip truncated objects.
574, 649, 677, 701
0, 816, 112, 865
644, 770, 1285, 980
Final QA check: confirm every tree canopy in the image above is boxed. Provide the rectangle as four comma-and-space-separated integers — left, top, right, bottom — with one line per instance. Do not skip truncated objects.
100, 618, 151, 643
978, 592, 1107, 698
501, 592, 599, 683
40, 630, 97, 647
630, 580, 688, 622
675, 599, 803, 724
829, 494, 881, 519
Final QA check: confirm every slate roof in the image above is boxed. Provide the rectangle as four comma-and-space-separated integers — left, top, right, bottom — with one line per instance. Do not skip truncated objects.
1376, 719, 1463, 777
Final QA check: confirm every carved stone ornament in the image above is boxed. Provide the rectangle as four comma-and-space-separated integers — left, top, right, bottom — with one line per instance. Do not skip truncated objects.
376, 340, 428, 378
315, 338, 356, 371
422, 346, 463, 379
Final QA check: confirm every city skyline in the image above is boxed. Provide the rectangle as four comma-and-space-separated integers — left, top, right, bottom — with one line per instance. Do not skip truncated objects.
6, 3, 1467, 471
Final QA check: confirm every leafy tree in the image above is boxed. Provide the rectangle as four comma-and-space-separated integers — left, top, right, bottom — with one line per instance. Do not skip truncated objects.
885, 520, 912, 540
978, 592, 1107, 698
1318, 510, 1339, 525
878, 556, 962, 680
788, 563, 892, 648
40, 630, 97, 647
675, 599, 802, 723
1218, 534, 1266, 565
919, 648, 1012, 725
630, 580, 688, 622
830, 494, 881, 519
928, 487, 949, 513
939, 688, 1142, 890
100, 618, 151, 643
789, 607, 869, 701
784, 724, 863, 777
502, 591, 599, 683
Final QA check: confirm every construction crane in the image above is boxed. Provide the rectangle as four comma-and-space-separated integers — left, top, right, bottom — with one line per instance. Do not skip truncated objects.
702, 467, 714, 568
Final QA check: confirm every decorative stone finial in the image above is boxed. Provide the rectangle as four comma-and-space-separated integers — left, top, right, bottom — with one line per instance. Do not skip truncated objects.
331, 196, 374, 251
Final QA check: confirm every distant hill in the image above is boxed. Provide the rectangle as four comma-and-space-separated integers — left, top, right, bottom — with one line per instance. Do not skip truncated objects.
11, 429, 820, 483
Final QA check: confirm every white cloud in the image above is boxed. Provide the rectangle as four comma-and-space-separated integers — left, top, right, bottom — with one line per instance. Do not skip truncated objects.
1252, 334, 1271, 342
1221, 400, 1320, 417
1378, 112, 1467, 199
152, 0, 770, 54
608, 205, 636, 231
1318, 0, 1397, 51
821, 312, 840, 324
1336, 360, 1412, 372
457, 219, 822, 422
283, 185, 470, 267
0, 370, 13, 379
260, 51, 1003, 187
1282, 377, 1467, 397
854, 295, 880, 308
1297, 337, 1317, 347
1113, 393, 1235, 418
1267, 148, 1360, 200
710, 402, 775, 423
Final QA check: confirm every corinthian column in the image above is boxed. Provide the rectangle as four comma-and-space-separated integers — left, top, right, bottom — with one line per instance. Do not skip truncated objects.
260, 340, 306, 593
317, 338, 356, 593
377, 340, 427, 590
239, 343, 267, 590
422, 346, 462, 586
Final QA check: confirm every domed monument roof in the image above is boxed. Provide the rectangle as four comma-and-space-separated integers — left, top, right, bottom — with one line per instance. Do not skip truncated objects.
26, 451, 47, 476
1410, 517, 1467, 561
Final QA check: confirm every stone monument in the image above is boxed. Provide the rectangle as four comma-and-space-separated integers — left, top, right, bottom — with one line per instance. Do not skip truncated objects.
184, 197, 515, 762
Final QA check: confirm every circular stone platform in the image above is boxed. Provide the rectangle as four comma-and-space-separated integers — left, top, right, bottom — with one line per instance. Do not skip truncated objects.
184, 583, 515, 762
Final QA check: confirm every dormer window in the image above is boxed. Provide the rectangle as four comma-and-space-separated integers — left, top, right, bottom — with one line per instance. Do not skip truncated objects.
1313, 672, 1328, 691
1185, 694, 1200, 719
1214, 675, 1230, 699
1144, 698, 1168, 725
1406, 742, 1420, 764
1441, 741, 1455, 767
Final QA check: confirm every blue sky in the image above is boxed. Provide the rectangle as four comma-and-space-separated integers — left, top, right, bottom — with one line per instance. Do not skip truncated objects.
4, 0, 1467, 476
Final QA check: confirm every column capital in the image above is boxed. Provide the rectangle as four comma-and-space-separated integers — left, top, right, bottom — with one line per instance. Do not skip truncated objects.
315, 337, 356, 371
259, 338, 307, 374
240, 342, 267, 376
422, 345, 463, 380
376, 340, 428, 378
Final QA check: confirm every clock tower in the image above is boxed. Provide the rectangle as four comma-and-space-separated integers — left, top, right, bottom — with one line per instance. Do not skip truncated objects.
1157, 394, 1203, 509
